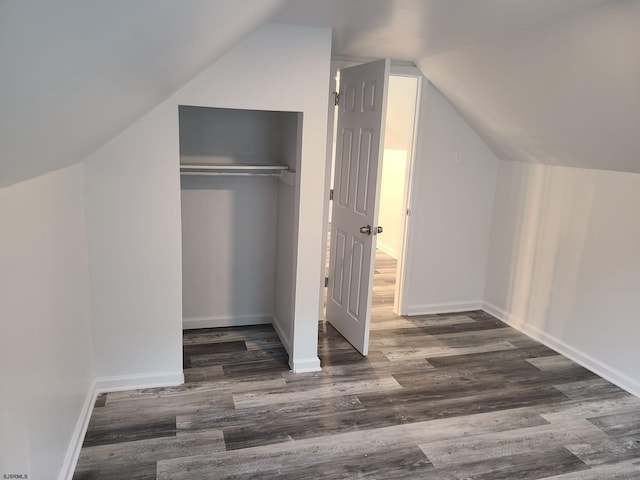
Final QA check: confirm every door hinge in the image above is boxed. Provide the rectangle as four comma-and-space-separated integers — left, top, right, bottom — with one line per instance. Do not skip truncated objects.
325, 276, 329, 287
333, 91, 340, 106
329, 189, 334, 201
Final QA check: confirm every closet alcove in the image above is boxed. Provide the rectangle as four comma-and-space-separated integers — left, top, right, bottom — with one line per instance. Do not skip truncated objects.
179, 105, 302, 351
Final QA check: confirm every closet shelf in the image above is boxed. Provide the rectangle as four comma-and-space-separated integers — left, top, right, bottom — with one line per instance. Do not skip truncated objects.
180, 163, 289, 177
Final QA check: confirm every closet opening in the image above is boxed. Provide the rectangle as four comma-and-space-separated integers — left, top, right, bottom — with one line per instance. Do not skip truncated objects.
178, 105, 303, 370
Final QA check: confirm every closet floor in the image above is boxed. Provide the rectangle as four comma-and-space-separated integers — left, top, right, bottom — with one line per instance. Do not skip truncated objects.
74, 259, 640, 478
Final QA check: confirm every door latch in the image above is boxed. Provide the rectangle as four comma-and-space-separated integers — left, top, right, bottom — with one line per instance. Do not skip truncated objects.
359, 225, 383, 235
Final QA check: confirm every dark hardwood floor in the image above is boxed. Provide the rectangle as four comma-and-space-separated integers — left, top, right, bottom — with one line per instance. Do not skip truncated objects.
74, 251, 640, 479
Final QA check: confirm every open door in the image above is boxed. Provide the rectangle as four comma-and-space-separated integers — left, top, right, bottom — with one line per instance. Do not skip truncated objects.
326, 58, 390, 355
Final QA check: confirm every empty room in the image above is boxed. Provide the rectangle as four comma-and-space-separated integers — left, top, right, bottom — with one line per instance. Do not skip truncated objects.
1, 1, 639, 479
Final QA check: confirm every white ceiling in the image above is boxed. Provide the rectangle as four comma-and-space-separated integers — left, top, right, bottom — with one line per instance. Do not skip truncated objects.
0, 0, 287, 187
275, 0, 609, 60
2, 0, 639, 186
274, 0, 640, 173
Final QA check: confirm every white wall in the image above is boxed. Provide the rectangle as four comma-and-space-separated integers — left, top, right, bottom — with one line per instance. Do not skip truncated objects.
403, 82, 499, 315
83, 99, 184, 388
273, 113, 303, 352
181, 176, 278, 326
377, 149, 407, 259
83, 23, 331, 379
484, 160, 640, 396
384, 76, 419, 152
0, 165, 94, 479
179, 107, 285, 165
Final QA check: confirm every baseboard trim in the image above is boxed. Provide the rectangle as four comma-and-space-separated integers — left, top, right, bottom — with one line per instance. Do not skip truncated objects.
182, 314, 272, 330
272, 315, 292, 359
483, 302, 640, 398
290, 356, 322, 373
59, 379, 97, 480
376, 242, 399, 260
95, 371, 184, 393
405, 300, 483, 316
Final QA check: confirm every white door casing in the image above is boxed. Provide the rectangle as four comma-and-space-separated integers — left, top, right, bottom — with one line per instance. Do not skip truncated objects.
326, 59, 390, 355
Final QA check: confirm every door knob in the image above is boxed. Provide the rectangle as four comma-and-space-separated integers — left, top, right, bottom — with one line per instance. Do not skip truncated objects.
374, 226, 383, 235
359, 225, 372, 235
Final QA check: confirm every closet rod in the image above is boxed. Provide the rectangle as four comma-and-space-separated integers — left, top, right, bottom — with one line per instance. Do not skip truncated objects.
179, 163, 289, 177
180, 171, 282, 177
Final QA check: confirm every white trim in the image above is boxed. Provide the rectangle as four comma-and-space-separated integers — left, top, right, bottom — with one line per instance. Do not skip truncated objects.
332, 55, 417, 70
290, 356, 322, 373
483, 302, 640, 399
95, 371, 184, 393
405, 301, 484, 316
272, 315, 292, 359
376, 241, 399, 260
58, 380, 97, 480
182, 314, 272, 330
394, 74, 423, 316
390, 65, 422, 77
61, 372, 184, 478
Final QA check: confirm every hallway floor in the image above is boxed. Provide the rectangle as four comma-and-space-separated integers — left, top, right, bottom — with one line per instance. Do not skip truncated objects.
74, 252, 640, 479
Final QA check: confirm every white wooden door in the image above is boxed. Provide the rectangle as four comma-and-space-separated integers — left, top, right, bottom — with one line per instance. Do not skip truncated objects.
326, 59, 390, 355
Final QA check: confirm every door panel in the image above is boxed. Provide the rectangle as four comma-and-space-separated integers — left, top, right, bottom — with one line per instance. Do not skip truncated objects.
326, 59, 389, 355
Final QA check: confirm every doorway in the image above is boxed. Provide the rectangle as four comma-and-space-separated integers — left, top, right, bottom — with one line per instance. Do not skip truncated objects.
323, 61, 421, 349
376, 74, 420, 314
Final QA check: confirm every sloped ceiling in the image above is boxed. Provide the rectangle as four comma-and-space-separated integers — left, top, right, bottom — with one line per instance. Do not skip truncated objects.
3, 1, 639, 187
274, 0, 640, 173
417, 0, 640, 173
0, 0, 287, 187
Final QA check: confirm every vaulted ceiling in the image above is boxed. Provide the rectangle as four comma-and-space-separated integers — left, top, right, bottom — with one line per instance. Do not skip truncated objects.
2, 0, 638, 187
0, 0, 288, 187
275, 0, 640, 174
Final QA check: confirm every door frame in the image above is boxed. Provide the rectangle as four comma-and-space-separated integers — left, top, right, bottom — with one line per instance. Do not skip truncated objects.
389, 66, 423, 316
319, 58, 423, 321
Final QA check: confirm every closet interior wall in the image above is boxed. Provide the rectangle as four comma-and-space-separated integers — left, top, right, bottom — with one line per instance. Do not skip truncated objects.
179, 106, 301, 347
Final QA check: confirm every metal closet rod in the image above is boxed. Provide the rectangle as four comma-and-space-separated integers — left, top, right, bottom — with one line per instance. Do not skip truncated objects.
179, 163, 289, 177
180, 171, 282, 177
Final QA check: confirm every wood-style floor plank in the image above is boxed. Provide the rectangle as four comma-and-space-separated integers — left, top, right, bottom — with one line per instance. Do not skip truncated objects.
156, 409, 552, 479
75, 250, 640, 479
420, 418, 606, 467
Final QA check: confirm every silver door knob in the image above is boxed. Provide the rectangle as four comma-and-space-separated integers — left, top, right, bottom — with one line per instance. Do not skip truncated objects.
374, 226, 383, 235
359, 225, 372, 235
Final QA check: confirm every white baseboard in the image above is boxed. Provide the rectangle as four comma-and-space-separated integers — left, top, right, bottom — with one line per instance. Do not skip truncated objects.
59, 379, 97, 480
61, 371, 184, 479
405, 300, 483, 316
272, 315, 292, 359
290, 356, 322, 373
483, 301, 640, 399
182, 314, 272, 330
95, 371, 184, 393
376, 242, 399, 260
